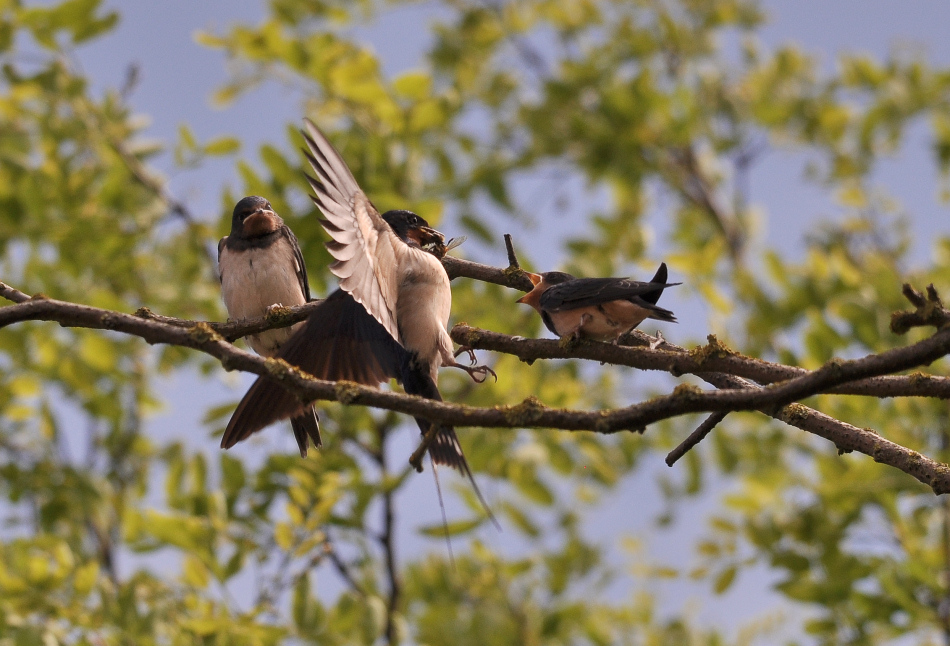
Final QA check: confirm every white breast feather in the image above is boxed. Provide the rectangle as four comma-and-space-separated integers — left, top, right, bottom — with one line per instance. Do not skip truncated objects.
219, 242, 306, 356
395, 249, 453, 373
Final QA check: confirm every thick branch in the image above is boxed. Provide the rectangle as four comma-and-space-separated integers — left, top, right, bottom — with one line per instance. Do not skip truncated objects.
135, 300, 324, 342
452, 325, 950, 493
4, 268, 950, 493
451, 326, 950, 399
4, 290, 950, 491
12, 292, 950, 433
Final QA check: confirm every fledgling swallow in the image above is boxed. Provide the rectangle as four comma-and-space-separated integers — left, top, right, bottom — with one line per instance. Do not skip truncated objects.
517, 263, 679, 342
217, 195, 321, 457
220, 120, 496, 516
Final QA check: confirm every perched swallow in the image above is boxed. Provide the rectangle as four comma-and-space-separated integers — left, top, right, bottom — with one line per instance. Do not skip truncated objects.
517, 263, 679, 341
221, 120, 495, 513
217, 195, 321, 457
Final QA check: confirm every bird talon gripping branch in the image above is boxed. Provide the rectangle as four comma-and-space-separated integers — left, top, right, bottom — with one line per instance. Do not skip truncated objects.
648, 330, 666, 350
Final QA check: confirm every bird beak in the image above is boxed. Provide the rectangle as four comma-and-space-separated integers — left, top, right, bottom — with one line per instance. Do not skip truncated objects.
409, 225, 445, 247
515, 272, 543, 303
243, 209, 280, 236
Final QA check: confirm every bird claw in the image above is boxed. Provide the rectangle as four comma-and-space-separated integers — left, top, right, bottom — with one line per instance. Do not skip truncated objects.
265, 303, 285, 314
462, 363, 497, 384
649, 330, 666, 350
453, 345, 478, 365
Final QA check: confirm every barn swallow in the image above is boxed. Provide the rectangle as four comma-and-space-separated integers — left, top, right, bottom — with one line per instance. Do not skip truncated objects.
217, 195, 321, 457
517, 263, 679, 341
221, 120, 495, 514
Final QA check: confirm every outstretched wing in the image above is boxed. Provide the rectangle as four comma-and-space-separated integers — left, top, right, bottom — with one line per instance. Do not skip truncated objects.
301, 118, 404, 343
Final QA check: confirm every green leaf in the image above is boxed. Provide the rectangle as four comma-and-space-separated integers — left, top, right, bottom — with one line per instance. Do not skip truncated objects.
712, 565, 737, 594
203, 136, 240, 156
392, 70, 432, 101
418, 517, 483, 537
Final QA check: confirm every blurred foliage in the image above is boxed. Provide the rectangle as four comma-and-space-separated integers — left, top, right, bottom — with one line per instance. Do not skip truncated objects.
3, 0, 950, 644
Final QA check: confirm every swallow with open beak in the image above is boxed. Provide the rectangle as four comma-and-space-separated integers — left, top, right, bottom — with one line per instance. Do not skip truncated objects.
220, 120, 495, 514
217, 195, 321, 456
517, 263, 679, 342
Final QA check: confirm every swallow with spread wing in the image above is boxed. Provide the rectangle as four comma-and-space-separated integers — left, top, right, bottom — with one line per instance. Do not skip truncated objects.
220, 121, 495, 514
517, 263, 679, 341
217, 196, 322, 457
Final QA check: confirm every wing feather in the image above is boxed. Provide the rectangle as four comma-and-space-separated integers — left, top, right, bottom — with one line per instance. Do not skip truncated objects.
220, 290, 407, 449
279, 225, 311, 302
301, 118, 404, 342
540, 274, 680, 312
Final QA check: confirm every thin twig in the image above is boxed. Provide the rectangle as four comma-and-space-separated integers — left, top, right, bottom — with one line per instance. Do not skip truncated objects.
408, 424, 441, 473
0, 281, 32, 304
504, 233, 520, 269
666, 412, 729, 466
325, 543, 368, 598
891, 283, 950, 333
373, 422, 401, 646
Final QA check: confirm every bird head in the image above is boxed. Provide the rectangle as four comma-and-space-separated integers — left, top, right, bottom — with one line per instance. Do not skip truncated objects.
231, 196, 283, 239
382, 210, 445, 248
516, 271, 575, 305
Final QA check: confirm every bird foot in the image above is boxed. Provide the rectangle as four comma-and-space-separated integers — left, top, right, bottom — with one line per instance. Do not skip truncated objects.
558, 334, 582, 350
453, 345, 478, 365
649, 330, 665, 350
265, 303, 285, 314
567, 312, 592, 342
454, 362, 497, 383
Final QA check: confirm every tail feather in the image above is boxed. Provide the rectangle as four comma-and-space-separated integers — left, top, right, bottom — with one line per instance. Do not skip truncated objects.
642, 262, 669, 306
402, 358, 498, 527
639, 262, 678, 323
644, 303, 677, 323
429, 458, 455, 567
222, 289, 405, 450
290, 408, 322, 457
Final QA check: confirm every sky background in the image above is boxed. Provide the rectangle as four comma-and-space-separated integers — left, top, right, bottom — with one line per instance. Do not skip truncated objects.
55, 0, 950, 640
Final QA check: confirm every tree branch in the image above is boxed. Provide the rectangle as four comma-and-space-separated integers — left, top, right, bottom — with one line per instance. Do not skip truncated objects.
134, 300, 325, 342
448, 323, 950, 492
666, 412, 729, 466
0, 281, 31, 304
442, 253, 535, 292
891, 283, 950, 333
450, 326, 950, 399
3, 268, 950, 493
